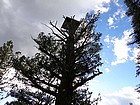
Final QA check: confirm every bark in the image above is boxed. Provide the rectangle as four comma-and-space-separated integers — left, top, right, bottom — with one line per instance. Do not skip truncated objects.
55, 76, 73, 105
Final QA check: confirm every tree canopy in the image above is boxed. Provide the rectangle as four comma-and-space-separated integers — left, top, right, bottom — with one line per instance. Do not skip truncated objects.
0, 13, 102, 105
125, 0, 140, 44
125, 0, 140, 93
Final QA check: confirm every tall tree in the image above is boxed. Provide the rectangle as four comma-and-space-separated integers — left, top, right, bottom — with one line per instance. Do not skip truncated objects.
125, 0, 140, 44
124, 0, 140, 93
0, 41, 14, 91
0, 13, 102, 105
0, 41, 14, 102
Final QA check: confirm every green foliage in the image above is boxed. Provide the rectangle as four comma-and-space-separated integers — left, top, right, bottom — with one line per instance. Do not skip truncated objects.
0, 13, 102, 105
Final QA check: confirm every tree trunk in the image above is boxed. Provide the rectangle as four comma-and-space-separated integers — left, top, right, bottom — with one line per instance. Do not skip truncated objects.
55, 79, 73, 105
55, 32, 75, 105
55, 90, 72, 105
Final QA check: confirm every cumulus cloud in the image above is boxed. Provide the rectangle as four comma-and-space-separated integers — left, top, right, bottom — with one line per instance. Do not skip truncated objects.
99, 87, 140, 105
111, 37, 130, 65
0, 0, 110, 56
111, 29, 133, 65
103, 29, 138, 65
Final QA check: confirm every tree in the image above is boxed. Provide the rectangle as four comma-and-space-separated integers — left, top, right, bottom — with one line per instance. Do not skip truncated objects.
0, 41, 13, 81
125, 0, 140, 44
0, 41, 14, 100
124, 0, 140, 93
0, 13, 102, 105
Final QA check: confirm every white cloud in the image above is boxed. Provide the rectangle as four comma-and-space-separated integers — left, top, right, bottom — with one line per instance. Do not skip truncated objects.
99, 87, 140, 105
109, 25, 118, 29
104, 35, 113, 48
104, 29, 138, 65
111, 29, 133, 65
91, 0, 110, 13
112, 0, 120, 7
105, 60, 109, 64
107, 2, 126, 29
111, 59, 126, 65
112, 35, 129, 61
107, 9, 125, 29
108, 17, 114, 26
105, 68, 110, 72
113, 9, 126, 20
104, 35, 110, 43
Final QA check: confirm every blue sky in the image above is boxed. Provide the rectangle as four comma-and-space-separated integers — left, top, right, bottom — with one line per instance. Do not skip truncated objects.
0, 0, 140, 105
88, 0, 140, 104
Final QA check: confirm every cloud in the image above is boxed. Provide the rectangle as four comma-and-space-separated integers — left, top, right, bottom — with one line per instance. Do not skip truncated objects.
111, 29, 133, 65
107, 1, 126, 29
104, 60, 109, 64
0, 0, 111, 56
91, 0, 110, 13
104, 29, 137, 65
112, 0, 120, 7
104, 35, 110, 43
99, 87, 140, 105
108, 17, 114, 26
113, 8, 126, 20
105, 67, 110, 72
111, 34, 130, 64
104, 35, 111, 48
109, 25, 118, 29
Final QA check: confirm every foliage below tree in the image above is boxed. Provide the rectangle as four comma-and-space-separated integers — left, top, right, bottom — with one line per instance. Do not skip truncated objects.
0, 13, 102, 105
125, 0, 140, 93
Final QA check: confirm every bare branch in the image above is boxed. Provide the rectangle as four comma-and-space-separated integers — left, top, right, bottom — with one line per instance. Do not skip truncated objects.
49, 21, 68, 38
29, 76, 57, 96
41, 23, 66, 42
35, 76, 59, 89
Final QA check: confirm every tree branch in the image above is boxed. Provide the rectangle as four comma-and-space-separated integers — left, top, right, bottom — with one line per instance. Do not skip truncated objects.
73, 71, 102, 90
49, 21, 68, 38
25, 58, 62, 80
28, 75, 57, 96
42, 23, 66, 42
39, 47, 63, 72
35, 76, 59, 89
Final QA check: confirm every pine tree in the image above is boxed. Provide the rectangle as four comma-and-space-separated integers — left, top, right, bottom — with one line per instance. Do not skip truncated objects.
125, 0, 140, 44
0, 13, 102, 105
125, 0, 140, 93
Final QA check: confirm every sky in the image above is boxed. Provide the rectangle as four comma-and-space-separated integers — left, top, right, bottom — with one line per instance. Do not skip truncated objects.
0, 0, 140, 105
